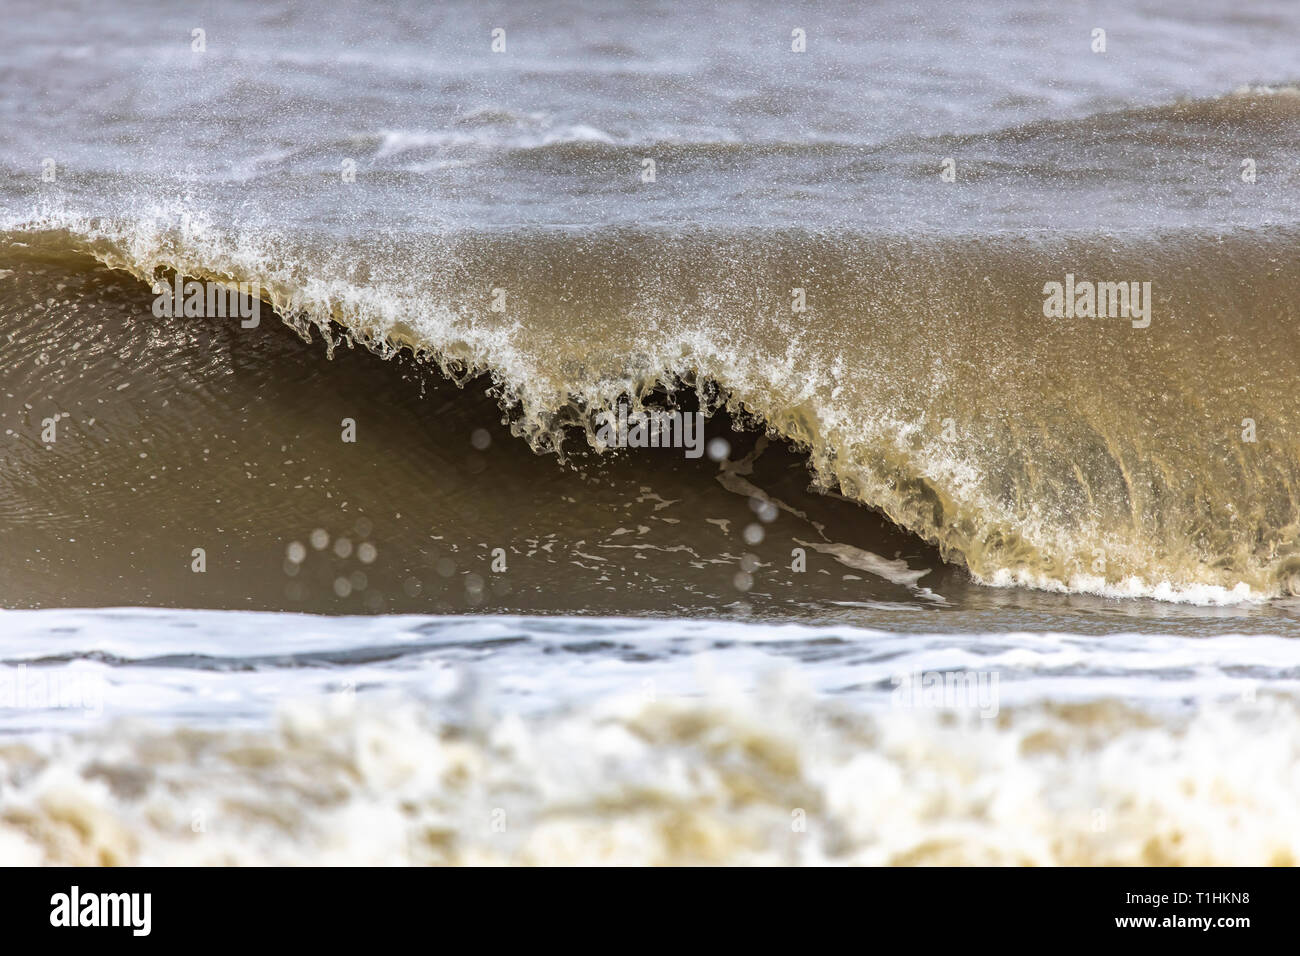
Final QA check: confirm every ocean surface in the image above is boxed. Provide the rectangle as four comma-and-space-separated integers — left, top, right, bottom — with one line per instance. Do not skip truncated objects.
2, 0, 1300, 864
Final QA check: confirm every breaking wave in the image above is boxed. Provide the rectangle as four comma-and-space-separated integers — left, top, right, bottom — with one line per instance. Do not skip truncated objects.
3, 204, 1299, 603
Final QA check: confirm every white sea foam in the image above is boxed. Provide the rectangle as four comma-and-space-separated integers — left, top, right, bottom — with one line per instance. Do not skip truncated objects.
983, 569, 1268, 606
3, 677, 1298, 865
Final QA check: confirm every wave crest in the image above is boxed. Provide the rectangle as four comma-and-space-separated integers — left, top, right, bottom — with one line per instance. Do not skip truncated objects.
4, 213, 1299, 603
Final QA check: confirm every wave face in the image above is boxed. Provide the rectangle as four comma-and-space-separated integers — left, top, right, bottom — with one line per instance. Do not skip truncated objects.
4, 220, 1300, 605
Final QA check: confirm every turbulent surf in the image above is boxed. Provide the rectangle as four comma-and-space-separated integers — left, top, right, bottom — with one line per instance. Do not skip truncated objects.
4, 0, 1300, 868
3, 215, 1300, 604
